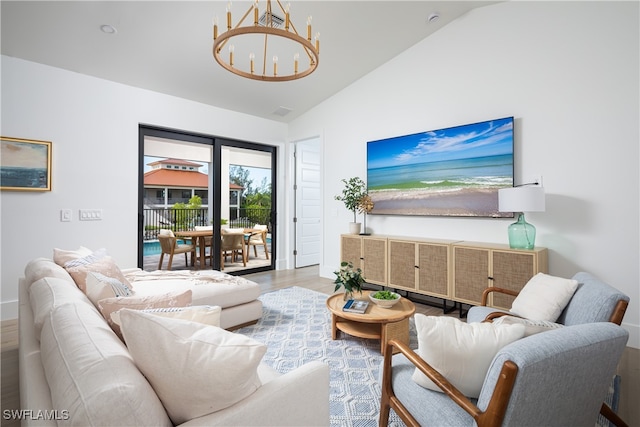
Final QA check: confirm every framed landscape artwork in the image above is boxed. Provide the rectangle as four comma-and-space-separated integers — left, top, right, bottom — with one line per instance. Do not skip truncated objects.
1, 136, 52, 191
366, 117, 514, 218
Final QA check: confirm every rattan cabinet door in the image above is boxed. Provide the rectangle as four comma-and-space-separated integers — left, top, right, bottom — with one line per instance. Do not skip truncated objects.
340, 235, 363, 270
452, 246, 490, 305
362, 237, 387, 285
417, 242, 450, 298
388, 240, 417, 291
491, 249, 547, 310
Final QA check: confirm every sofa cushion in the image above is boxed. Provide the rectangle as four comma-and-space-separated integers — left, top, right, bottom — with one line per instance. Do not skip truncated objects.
65, 256, 132, 293
40, 303, 172, 427
509, 273, 579, 321
126, 270, 261, 308
85, 271, 134, 307
97, 290, 192, 339
24, 258, 74, 289
29, 277, 96, 339
110, 305, 221, 328
119, 309, 266, 425
491, 315, 564, 337
412, 314, 525, 398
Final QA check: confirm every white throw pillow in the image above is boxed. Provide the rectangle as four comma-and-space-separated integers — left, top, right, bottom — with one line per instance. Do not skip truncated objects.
491, 315, 564, 337
411, 314, 525, 398
509, 273, 579, 321
118, 310, 266, 425
85, 271, 135, 307
110, 305, 221, 328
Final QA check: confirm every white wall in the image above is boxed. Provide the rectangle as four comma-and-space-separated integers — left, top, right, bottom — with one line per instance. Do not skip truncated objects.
1, 56, 288, 319
289, 1, 639, 347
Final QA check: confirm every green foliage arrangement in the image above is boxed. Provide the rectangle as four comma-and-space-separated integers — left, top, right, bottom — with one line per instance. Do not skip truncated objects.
334, 261, 365, 295
371, 290, 399, 300
334, 177, 367, 223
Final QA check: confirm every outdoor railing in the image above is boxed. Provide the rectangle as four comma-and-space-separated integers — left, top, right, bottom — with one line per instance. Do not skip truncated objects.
143, 207, 209, 240
143, 206, 271, 240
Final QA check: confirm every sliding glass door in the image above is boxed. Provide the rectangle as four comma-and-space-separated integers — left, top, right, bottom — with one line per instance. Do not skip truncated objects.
138, 126, 276, 274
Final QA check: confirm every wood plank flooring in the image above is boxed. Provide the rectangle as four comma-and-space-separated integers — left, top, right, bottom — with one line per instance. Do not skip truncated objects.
2, 265, 638, 426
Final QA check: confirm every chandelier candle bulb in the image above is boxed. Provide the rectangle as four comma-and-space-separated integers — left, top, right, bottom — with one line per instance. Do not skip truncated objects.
273, 55, 278, 76
250, 53, 255, 74
307, 16, 312, 40
294, 53, 299, 74
213, 16, 218, 39
253, 1, 258, 25
229, 45, 234, 67
315, 32, 320, 53
226, 2, 232, 30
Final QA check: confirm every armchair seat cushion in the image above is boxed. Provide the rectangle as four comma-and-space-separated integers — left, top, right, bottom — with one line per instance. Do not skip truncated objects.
385, 354, 477, 425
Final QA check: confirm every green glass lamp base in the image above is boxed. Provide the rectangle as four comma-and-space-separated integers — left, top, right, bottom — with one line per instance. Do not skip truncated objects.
507, 213, 536, 249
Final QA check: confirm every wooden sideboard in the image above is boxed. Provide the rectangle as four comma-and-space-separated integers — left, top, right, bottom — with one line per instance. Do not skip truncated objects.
340, 234, 548, 310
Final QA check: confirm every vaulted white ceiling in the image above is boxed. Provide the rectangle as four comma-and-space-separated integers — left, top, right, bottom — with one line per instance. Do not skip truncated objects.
1, 1, 497, 122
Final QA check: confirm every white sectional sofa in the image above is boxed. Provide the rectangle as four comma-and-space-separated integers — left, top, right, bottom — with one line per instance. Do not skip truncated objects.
19, 255, 330, 426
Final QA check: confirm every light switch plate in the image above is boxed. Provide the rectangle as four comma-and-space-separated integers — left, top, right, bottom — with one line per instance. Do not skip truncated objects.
60, 209, 72, 222
79, 209, 102, 221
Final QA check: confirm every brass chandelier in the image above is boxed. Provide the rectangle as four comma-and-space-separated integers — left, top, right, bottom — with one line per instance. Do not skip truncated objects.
213, 1, 320, 82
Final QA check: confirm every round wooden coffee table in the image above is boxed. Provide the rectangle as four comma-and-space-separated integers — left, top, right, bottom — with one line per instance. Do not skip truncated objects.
326, 290, 415, 355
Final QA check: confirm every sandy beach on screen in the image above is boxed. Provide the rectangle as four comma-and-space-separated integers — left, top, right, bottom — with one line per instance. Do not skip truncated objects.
370, 187, 511, 217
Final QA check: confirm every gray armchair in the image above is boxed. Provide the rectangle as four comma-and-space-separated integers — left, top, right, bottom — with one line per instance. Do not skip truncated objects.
466, 272, 629, 326
379, 322, 629, 427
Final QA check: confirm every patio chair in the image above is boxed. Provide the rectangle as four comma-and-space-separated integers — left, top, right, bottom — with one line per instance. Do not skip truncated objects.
379, 322, 629, 427
246, 224, 269, 260
220, 228, 246, 270
157, 229, 196, 270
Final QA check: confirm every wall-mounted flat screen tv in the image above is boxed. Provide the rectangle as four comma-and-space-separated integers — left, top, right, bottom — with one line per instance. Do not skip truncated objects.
366, 116, 514, 218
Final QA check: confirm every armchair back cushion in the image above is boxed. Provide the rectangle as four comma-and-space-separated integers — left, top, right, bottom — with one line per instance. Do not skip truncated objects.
478, 322, 628, 426
557, 272, 630, 325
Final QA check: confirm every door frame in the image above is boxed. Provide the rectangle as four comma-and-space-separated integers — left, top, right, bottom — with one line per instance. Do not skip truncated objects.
138, 125, 277, 274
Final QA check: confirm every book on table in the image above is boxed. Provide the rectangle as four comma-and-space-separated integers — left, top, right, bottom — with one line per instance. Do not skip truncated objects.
342, 299, 369, 314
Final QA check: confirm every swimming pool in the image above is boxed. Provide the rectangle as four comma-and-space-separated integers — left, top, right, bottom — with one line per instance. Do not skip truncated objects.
143, 239, 186, 256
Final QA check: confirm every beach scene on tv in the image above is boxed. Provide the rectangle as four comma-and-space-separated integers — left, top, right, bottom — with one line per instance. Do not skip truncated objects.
366, 117, 514, 217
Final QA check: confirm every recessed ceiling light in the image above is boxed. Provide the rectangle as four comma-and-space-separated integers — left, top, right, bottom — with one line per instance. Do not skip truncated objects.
100, 24, 117, 34
428, 13, 440, 23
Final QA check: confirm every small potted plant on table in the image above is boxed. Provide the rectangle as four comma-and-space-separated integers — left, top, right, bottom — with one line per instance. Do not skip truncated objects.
334, 261, 365, 300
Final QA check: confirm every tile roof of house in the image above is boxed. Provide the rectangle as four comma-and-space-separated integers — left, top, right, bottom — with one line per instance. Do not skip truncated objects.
144, 168, 208, 188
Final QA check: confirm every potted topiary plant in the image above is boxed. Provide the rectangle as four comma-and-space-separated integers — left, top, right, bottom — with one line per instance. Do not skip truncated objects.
335, 177, 367, 234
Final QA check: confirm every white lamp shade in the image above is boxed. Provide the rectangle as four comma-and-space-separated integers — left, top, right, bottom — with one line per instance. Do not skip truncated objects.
498, 186, 545, 212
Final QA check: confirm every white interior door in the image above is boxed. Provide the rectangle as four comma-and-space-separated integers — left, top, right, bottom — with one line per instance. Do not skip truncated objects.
294, 137, 321, 268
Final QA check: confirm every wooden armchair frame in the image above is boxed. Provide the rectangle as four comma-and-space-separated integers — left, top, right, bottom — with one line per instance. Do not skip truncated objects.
379, 339, 518, 427
479, 286, 629, 325
379, 339, 629, 427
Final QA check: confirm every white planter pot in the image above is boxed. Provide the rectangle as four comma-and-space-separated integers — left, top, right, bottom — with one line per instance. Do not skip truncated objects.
349, 222, 362, 235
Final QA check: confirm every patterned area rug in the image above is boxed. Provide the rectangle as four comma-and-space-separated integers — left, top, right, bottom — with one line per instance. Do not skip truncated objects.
237, 286, 415, 427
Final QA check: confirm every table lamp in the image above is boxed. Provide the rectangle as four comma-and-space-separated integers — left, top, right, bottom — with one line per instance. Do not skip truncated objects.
498, 184, 545, 249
